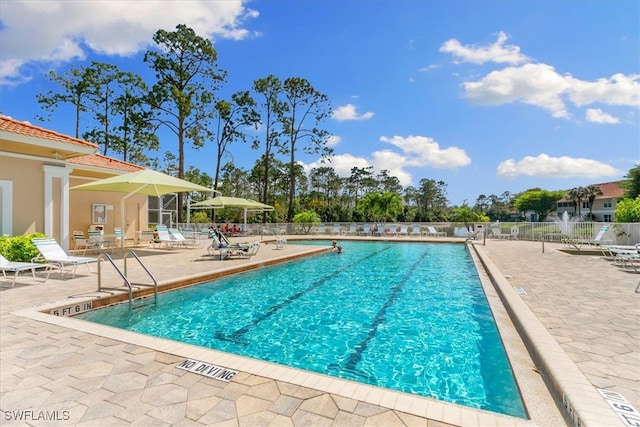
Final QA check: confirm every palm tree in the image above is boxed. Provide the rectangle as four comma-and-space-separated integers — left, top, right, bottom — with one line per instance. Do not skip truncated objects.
357, 191, 404, 222
567, 187, 586, 219
584, 185, 603, 220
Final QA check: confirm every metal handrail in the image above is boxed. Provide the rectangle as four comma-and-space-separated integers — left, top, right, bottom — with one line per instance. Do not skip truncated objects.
96, 250, 158, 310
123, 250, 158, 305
97, 253, 133, 310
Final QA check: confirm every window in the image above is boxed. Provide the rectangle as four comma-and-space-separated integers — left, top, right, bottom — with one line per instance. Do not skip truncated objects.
604, 200, 612, 208
603, 214, 612, 222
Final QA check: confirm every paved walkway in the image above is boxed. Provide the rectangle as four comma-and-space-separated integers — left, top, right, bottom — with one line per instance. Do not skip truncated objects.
0, 236, 637, 426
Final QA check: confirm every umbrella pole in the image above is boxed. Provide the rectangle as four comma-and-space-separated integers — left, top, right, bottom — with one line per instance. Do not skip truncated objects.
121, 199, 126, 249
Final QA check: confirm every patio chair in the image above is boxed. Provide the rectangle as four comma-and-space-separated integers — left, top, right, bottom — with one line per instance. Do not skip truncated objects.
31, 237, 96, 278
227, 242, 261, 259
155, 225, 177, 247
169, 228, 198, 247
397, 225, 409, 236
73, 231, 98, 255
409, 224, 422, 237
265, 228, 287, 249
489, 227, 511, 239
0, 254, 56, 287
315, 224, 327, 235
87, 229, 107, 252
332, 224, 342, 235
359, 224, 371, 236
344, 224, 358, 235
207, 234, 252, 260
563, 225, 612, 251
426, 226, 446, 237
385, 224, 398, 236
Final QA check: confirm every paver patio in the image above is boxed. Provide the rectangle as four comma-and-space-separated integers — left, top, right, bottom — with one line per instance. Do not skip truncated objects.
1, 236, 637, 426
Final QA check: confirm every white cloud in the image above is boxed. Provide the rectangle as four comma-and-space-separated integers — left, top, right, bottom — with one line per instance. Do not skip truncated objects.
0, 0, 258, 86
463, 64, 639, 119
463, 63, 571, 118
496, 154, 620, 179
419, 64, 440, 72
567, 73, 640, 107
326, 135, 341, 147
440, 31, 529, 65
447, 33, 639, 119
302, 153, 371, 178
302, 134, 470, 187
585, 108, 620, 124
379, 135, 471, 168
331, 104, 374, 121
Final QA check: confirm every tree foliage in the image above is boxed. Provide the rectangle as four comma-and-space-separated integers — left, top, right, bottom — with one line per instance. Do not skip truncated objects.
356, 191, 404, 222
143, 24, 226, 222
622, 164, 640, 200
513, 189, 565, 221
37, 66, 93, 138
293, 210, 321, 234
614, 196, 640, 223
279, 77, 333, 221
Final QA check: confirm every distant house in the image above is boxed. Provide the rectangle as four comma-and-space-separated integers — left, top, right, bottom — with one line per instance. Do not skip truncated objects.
556, 181, 625, 222
0, 115, 147, 250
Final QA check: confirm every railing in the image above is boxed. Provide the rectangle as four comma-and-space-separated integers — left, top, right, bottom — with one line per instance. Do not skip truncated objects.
173, 222, 640, 246
97, 250, 157, 311
97, 253, 134, 310
124, 250, 158, 306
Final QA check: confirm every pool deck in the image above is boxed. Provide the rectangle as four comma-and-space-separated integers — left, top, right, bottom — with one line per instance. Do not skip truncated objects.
1, 236, 638, 426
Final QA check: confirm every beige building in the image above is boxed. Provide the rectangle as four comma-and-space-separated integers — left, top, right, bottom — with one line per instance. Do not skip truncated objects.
556, 181, 625, 222
0, 115, 147, 251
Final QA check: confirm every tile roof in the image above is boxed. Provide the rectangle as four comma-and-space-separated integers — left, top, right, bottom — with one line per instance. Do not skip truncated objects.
594, 181, 625, 199
67, 154, 145, 172
558, 181, 625, 201
0, 115, 98, 149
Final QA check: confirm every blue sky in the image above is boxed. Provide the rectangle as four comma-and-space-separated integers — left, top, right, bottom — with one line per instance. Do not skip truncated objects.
1, 0, 638, 205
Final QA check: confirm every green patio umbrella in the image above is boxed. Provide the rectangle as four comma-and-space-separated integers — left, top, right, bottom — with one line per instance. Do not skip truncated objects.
191, 196, 274, 230
71, 169, 216, 247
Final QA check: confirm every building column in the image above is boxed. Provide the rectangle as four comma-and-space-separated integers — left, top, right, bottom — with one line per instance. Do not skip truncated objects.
43, 165, 70, 251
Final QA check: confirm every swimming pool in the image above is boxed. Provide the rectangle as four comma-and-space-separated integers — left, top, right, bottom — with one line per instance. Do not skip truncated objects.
77, 240, 526, 418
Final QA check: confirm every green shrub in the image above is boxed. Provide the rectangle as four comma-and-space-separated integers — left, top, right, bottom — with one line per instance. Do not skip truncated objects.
293, 210, 321, 234
0, 232, 47, 262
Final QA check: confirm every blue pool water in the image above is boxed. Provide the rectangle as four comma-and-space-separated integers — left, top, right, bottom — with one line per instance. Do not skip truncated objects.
77, 241, 526, 418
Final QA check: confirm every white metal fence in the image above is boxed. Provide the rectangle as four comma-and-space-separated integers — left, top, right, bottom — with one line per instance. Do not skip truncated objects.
173, 221, 640, 246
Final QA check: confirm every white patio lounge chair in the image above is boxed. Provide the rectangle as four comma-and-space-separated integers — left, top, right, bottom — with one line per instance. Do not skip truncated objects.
489, 227, 511, 239
563, 225, 612, 251
409, 225, 422, 237
31, 237, 96, 278
155, 225, 177, 247
0, 254, 56, 287
344, 224, 358, 235
426, 226, 446, 237
359, 224, 371, 236
169, 228, 198, 247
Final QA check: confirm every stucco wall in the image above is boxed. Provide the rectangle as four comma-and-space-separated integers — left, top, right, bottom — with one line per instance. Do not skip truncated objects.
69, 176, 148, 240
0, 156, 46, 235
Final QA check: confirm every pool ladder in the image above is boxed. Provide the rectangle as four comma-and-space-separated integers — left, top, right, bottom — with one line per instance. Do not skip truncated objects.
97, 251, 158, 310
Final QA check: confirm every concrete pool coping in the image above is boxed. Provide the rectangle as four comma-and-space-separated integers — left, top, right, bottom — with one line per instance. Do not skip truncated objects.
2, 236, 636, 426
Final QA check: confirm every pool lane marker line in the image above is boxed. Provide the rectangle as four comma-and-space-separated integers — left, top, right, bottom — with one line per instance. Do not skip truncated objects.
176, 359, 238, 382
337, 248, 431, 380
214, 245, 394, 345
